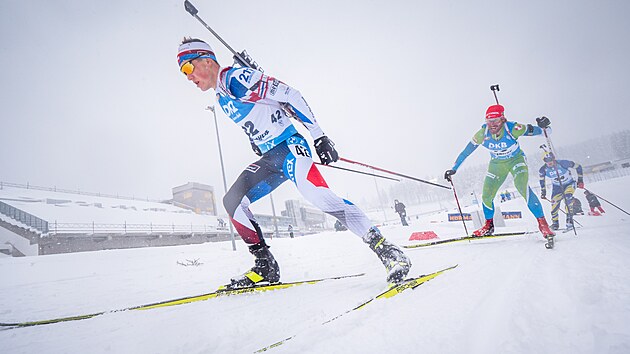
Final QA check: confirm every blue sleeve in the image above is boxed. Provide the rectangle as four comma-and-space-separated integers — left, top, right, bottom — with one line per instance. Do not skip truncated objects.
225, 67, 261, 99
452, 142, 479, 171
538, 165, 547, 189
530, 125, 544, 135
561, 160, 584, 178
558, 160, 574, 170
524, 124, 544, 136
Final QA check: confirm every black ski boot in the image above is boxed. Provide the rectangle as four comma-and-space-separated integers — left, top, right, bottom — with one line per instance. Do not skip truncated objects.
364, 227, 412, 284
229, 242, 280, 289
550, 220, 560, 231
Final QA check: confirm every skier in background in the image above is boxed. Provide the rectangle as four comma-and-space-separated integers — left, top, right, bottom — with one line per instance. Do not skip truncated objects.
585, 190, 605, 215
443, 104, 555, 239
538, 152, 584, 230
177, 38, 410, 288
394, 199, 409, 226
572, 197, 585, 215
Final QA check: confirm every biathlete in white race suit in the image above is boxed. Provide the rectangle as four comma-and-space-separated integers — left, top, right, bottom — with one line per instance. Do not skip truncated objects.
177, 38, 411, 288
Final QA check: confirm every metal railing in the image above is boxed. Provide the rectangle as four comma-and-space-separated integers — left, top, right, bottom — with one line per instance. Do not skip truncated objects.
47, 222, 306, 237
0, 201, 48, 233
48, 221, 221, 235
584, 166, 630, 184
0, 181, 164, 203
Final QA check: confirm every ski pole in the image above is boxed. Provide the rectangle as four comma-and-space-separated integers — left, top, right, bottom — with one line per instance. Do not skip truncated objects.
448, 178, 469, 236
541, 197, 584, 227
583, 189, 630, 216
541, 127, 578, 236
315, 163, 400, 182
338, 157, 451, 190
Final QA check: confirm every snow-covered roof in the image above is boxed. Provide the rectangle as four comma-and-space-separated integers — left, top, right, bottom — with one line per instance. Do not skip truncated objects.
0, 184, 219, 234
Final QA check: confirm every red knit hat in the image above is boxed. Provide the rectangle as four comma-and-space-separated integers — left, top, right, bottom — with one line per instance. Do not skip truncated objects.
485, 104, 505, 120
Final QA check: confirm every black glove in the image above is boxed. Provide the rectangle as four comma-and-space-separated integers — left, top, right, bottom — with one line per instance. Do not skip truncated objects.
250, 140, 262, 156
536, 116, 551, 129
444, 169, 456, 182
541, 190, 547, 199
314, 136, 339, 165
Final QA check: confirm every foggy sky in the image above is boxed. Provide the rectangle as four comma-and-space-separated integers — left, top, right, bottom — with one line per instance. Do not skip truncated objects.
1, 0, 629, 215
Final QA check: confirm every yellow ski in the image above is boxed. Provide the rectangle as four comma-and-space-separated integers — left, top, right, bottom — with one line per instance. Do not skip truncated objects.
255, 264, 458, 352
0, 273, 364, 329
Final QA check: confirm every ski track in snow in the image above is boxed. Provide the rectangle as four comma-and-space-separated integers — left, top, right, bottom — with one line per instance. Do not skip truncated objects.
1, 177, 630, 354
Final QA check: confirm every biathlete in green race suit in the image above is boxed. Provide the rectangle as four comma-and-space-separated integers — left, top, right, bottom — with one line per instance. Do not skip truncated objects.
444, 104, 555, 238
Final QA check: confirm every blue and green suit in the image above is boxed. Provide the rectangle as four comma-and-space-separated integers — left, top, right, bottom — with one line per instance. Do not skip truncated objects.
451, 121, 545, 220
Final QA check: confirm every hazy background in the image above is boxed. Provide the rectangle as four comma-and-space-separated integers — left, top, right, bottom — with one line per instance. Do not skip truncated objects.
1, 0, 629, 214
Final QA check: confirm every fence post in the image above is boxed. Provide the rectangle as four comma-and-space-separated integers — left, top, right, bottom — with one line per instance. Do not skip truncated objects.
124, 221, 127, 234
92, 221, 95, 234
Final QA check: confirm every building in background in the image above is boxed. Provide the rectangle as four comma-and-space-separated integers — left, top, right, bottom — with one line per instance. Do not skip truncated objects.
0, 182, 225, 257
254, 214, 293, 233
172, 182, 217, 215
282, 199, 327, 232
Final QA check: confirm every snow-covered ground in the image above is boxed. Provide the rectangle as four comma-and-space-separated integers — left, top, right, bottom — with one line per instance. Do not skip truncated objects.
1, 176, 630, 354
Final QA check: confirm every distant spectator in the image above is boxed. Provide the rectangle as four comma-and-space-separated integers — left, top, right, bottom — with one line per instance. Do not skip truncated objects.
394, 199, 409, 226
288, 224, 294, 238
334, 220, 347, 231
